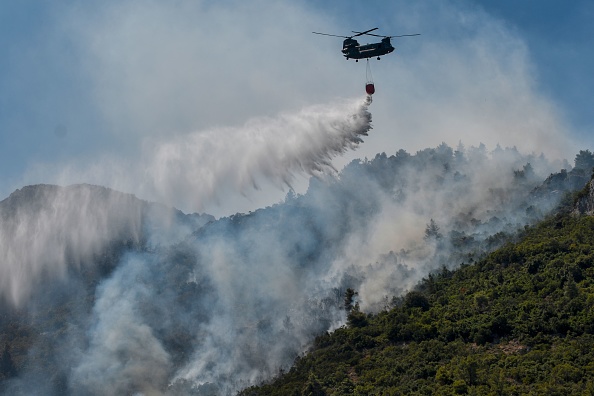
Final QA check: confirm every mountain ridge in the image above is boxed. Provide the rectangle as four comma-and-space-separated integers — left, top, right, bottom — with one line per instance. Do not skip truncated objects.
0, 144, 592, 395
240, 171, 594, 395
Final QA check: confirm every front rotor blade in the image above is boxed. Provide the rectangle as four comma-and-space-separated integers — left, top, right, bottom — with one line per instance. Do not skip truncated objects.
312, 32, 349, 38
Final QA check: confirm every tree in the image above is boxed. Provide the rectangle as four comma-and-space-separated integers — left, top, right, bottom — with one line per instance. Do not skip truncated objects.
523, 162, 535, 178
574, 150, 594, 172
395, 149, 410, 159
514, 163, 535, 180
347, 303, 368, 328
344, 288, 357, 311
454, 141, 466, 164
0, 343, 17, 378
303, 372, 326, 396
424, 219, 442, 240
404, 291, 430, 311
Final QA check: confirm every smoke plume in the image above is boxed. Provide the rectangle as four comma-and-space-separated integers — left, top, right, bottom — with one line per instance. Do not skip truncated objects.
2, 140, 581, 395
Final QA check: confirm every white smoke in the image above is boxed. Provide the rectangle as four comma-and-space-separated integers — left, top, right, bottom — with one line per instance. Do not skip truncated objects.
70, 143, 567, 395
0, 1, 586, 394
1, 144, 577, 395
70, 255, 172, 395
330, 146, 555, 310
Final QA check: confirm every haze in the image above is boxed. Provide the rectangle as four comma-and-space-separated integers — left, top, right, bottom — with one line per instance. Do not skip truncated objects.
1, 0, 592, 215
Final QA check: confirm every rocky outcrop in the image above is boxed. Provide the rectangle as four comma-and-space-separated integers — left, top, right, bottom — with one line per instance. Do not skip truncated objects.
573, 179, 594, 215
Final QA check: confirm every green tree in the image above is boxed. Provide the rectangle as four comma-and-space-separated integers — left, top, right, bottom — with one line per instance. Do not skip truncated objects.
404, 291, 430, 311
347, 303, 368, 328
574, 150, 594, 172
303, 372, 326, 396
344, 288, 357, 312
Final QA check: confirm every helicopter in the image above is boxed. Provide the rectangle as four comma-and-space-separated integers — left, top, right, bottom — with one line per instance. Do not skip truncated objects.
312, 27, 419, 61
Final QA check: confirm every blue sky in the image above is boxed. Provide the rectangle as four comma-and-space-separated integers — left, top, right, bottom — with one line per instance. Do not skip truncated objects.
1, 0, 592, 214
478, 1, 594, 134
323, 0, 594, 134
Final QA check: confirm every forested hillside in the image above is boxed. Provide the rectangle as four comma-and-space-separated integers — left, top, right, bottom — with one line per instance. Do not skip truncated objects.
240, 181, 594, 395
1, 146, 593, 395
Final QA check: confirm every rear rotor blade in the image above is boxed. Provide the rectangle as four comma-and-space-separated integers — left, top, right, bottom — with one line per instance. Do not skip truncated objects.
359, 33, 386, 38
388, 33, 421, 38
354, 32, 421, 38
351, 27, 378, 37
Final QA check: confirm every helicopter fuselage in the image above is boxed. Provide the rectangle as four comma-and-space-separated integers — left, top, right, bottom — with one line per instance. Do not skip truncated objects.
342, 37, 394, 60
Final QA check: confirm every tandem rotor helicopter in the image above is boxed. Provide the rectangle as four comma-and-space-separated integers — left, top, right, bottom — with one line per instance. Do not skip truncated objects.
312, 27, 420, 61
312, 27, 419, 96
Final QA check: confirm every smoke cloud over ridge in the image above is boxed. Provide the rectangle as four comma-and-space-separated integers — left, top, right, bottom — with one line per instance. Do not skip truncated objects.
1, 1, 588, 394
1, 142, 581, 395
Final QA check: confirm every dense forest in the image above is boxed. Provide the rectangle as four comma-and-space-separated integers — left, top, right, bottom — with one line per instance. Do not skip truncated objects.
241, 179, 594, 395
1, 146, 593, 395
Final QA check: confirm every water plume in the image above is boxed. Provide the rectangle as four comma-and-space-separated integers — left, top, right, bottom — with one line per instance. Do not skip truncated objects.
0, 185, 143, 306
141, 97, 373, 211
39, 97, 373, 216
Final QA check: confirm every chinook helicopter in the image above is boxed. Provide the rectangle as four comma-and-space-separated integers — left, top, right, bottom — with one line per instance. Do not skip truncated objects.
312, 27, 419, 61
